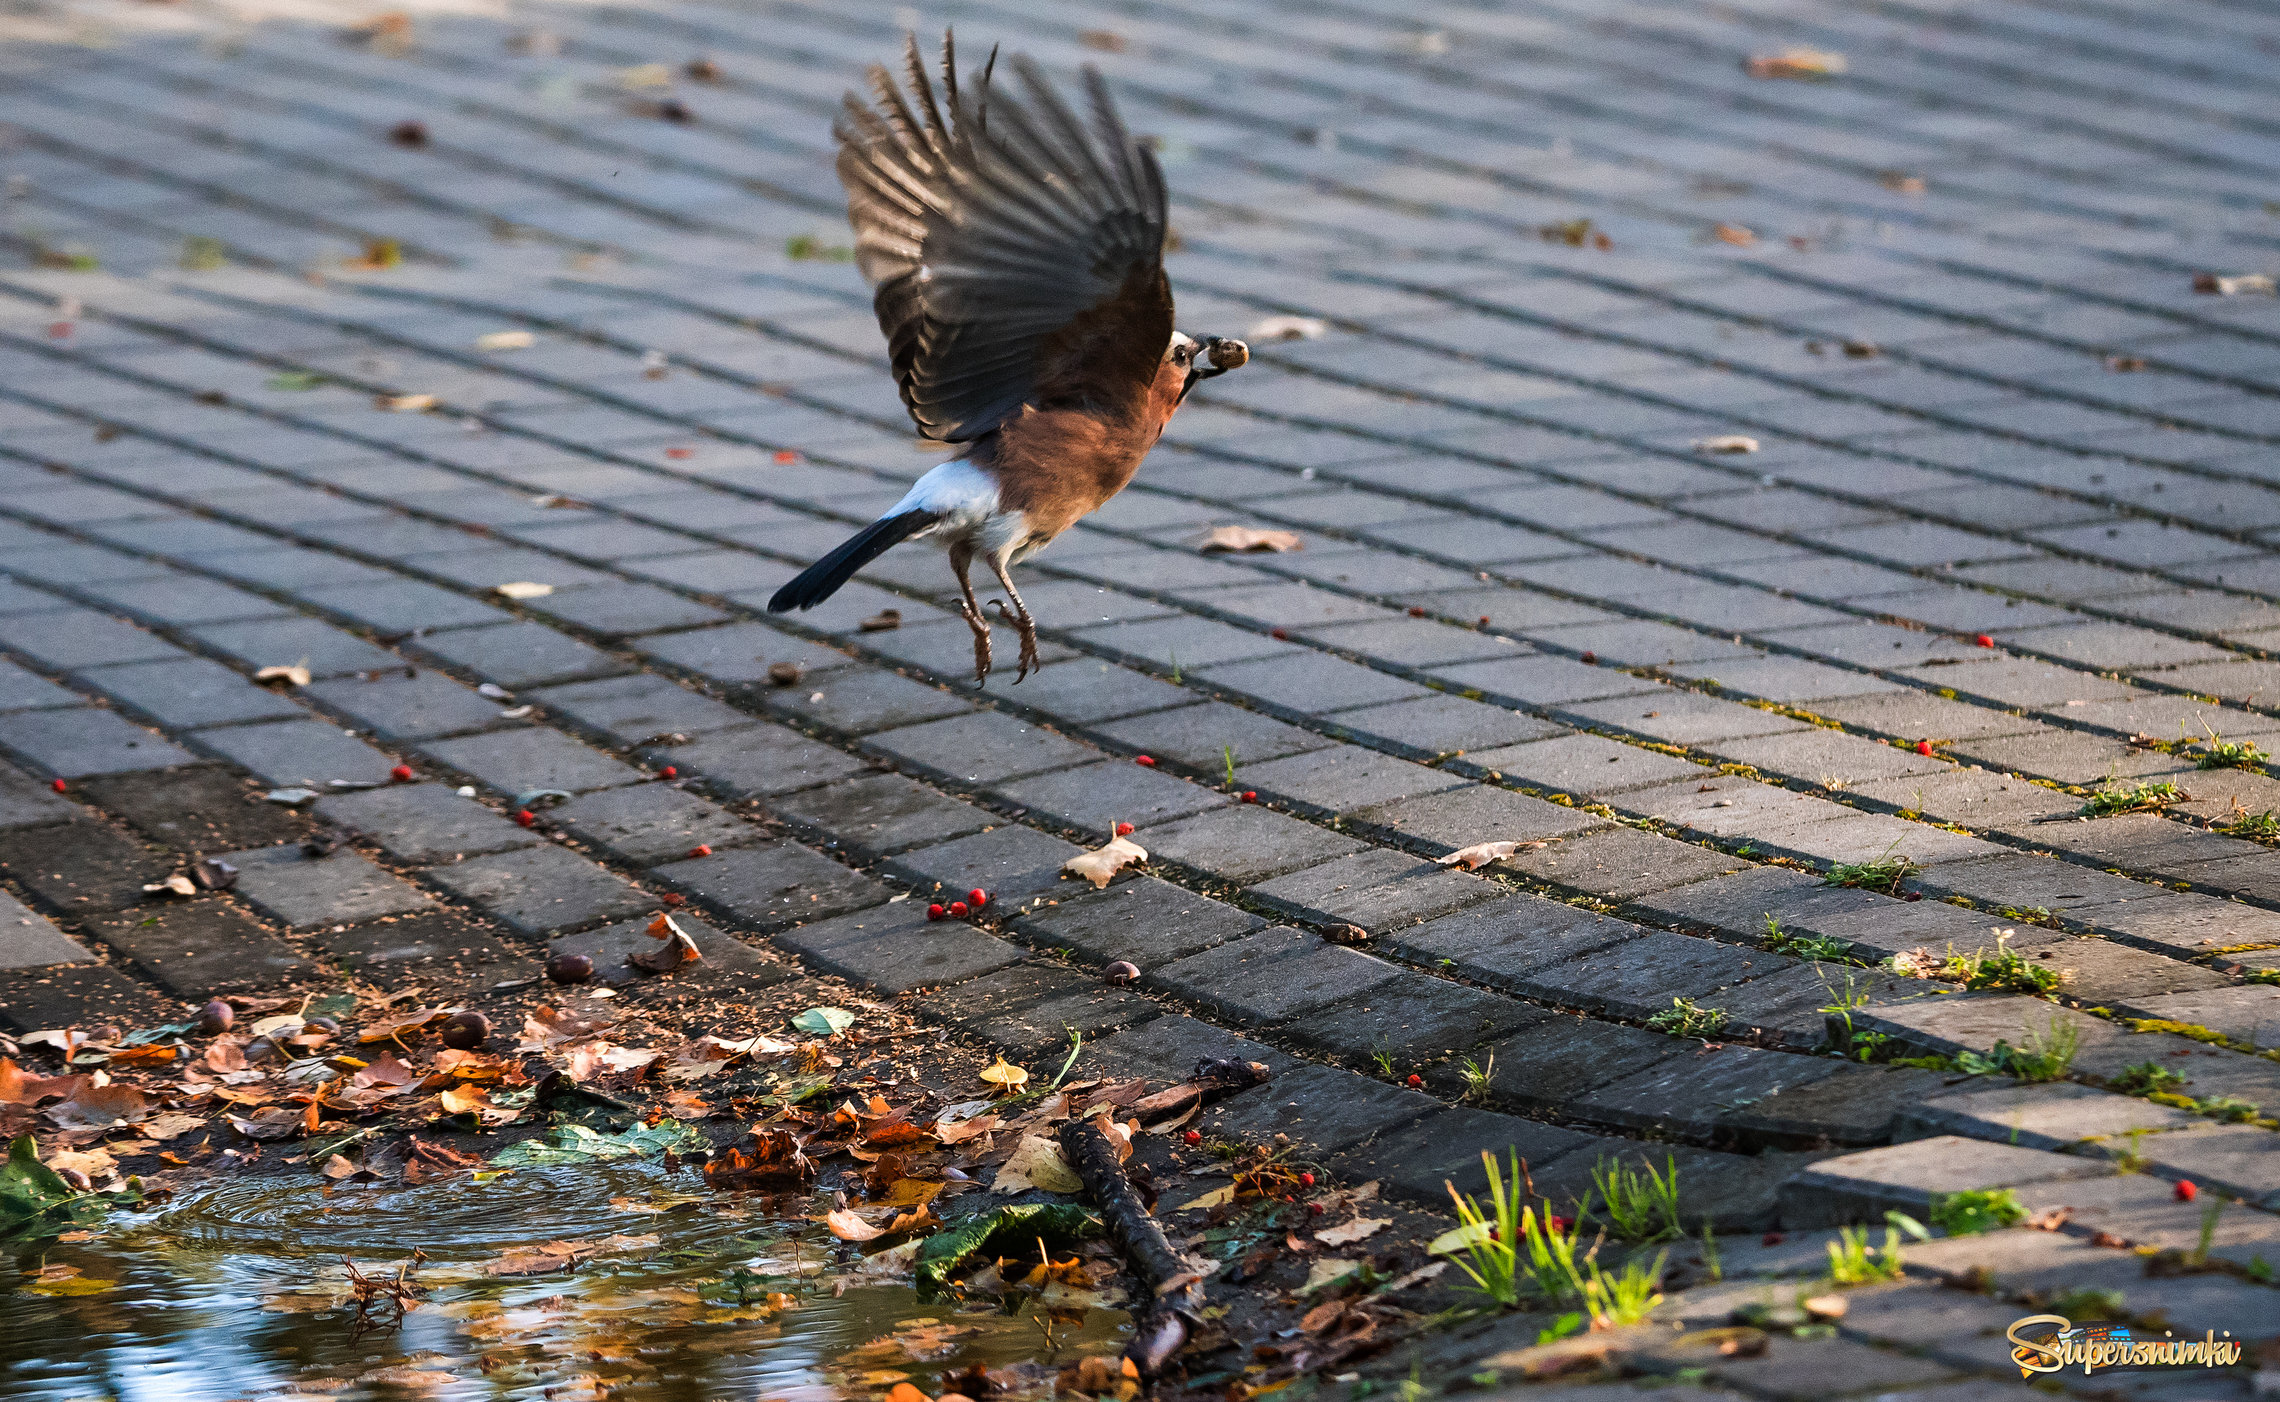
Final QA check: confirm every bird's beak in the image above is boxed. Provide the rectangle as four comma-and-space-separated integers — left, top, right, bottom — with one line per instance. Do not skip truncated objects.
1177, 336, 1248, 404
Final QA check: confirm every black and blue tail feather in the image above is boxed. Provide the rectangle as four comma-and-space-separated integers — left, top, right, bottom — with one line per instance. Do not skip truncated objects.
767, 509, 938, 612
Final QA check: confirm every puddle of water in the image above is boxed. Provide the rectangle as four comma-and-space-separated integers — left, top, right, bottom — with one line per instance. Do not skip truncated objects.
2, 1164, 1129, 1401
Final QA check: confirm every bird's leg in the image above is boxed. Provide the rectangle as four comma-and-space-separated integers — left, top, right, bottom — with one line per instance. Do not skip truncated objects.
987, 555, 1041, 682
950, 545, 992, 685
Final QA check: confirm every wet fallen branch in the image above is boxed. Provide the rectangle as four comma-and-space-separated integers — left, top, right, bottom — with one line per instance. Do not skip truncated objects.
1058, 1118, 1205, 1377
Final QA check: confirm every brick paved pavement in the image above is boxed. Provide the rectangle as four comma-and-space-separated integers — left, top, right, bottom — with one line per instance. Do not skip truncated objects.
3, 0, 2280, 1390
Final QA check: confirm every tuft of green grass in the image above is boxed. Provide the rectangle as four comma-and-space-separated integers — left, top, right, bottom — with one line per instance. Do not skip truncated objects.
1222, 744, 1237, 786
1761, 913, 1854, 962
1457, 1053, 1495, 1103
2049, 1287, 2127, 1321
1699, 1217, 1722, 1282
2218, 806, 2280, 841
1955, 1015, 2078, 1083
1432, 1150, 1535, 1306
1825, 848, 1913, 894
2109, 1061, 2188, 1096
1582, 1249, 1665, 1329
180, 236, 227, 271
1902, 930, 2063, 997
1588, 1153, 1683, 1243
2193, 1200, 2222, 1267
784, 234, 854, 261
1370, 1045, 1397, 1079
2197, 1095, 2262, 1124
1825, 1211, 1924, 1286
1930, 1187, 2026, 1236
2081, 779, 2190, 817
266, 371, 328, 392
1646, 997, 1728, 1040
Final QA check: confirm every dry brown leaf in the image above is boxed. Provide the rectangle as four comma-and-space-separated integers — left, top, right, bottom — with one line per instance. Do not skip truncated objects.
1692, 434, 1760, 454
629, 913, 702, 974
484, 1233, 659, 1277
494, 580, 554, 600
46, 1082, 150, 1130
142, 1111, 206, 1141
978, 1057, 1029, 1093
1436, 840, 1543, 870
1197, 525, 1301, 554
1710, 223, 1757, 246
1744, 47, 1845, 78
1314, 1216, 1391, 1247
2194, 273, 2277, 297
253, 661, 312, 688
0, 1059, 83, 1106
993, 1135, 1082, 1194
827, 1208, 888, 1242
934, 1110, 999, 1144
1062, 835, 1147, 889
359, 1008, 451, 1044
438, 1084, 519, 1126
376, 393, 438, 412
475, 330, 535, 350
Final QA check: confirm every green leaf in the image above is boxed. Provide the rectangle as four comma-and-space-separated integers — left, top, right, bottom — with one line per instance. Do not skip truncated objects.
914, 1203, 1100, 1294
265, 371, 327, 391
759, 1074, 835, 1108
307, 992, 359, 1019
487, 1120, 704, 1168
1, 1135, 131, 1244
791, 1007, 854, 1037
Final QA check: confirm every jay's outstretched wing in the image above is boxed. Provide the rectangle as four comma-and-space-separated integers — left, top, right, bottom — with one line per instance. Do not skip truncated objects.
835, 34, 1173, 443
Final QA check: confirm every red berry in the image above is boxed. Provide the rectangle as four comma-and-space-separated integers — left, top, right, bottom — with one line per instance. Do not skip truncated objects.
1300, 1172, 1314, 1187
659, 893, 686, 907
1270, 627, 1287, 640
661, 766, 677, 778
949, 900, 969, 918
1406, 1074, 1422, 1087
1579, 650, 1597, 665
1241, 790, 1258, 803
2175, 1179, 2198, 1201
48, 321, 72, 339
390, 764, 414, 781
664, 446, 694, 459
1184, 1129, 1201, 1145
927, 903, 946, 921
1406, 605, 1425, 617
1478, 616, 1491, 626
516, 809, 535, 826
1134, 755, 1155, 767
1549, 1215, 1571, 1233
1308, 1201, 1324, 1215
1974, 634, 1994, 648
773, 449, 800, 465
1115, 822, 1135, 837
50, 778, 65, 793
1916, 740, 1935, 756
688, 844, 712, 858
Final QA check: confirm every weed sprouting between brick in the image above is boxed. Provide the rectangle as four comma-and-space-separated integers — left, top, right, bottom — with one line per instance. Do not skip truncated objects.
2080, 779, 2190, 818
2217, 804, 2280, 841
2192, 727, 2268, 771
1891, 930, 2064, 997
2047, 1287, 2127, 1321
1646, 997, 1728, 1039
2109, 1061, 2187, 1096
1457, 1053, 1495, 1103
1760, 914, 1855, 962
1930, 1187, 2026, 1236
1587, 1153, 1684, 1243
1434, 1152, 1666, 1329
1953, 1016, 2079, 1083
1824, 848, 1913, 894
1825, 1211, 1927, 1286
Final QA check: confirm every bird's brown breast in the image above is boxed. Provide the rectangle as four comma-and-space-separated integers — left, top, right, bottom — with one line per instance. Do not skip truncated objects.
987, 365, 1186, 543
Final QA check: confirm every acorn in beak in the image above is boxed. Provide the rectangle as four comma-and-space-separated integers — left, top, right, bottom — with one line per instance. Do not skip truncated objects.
1178, 335, 1248, 403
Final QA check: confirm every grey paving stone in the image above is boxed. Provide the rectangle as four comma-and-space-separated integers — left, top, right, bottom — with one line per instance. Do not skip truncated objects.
1570, 692, 1812, 747
1467, 1011, 1690, 1114
769, 772, 992, 859
864, 710, 1097, 785
1729, 1064, 1967, 1149
0, 889, 90, 969
88, 901, 312, 995
1895, 1082, 2201, 1155
1080, 1013, 1296, 1081
0, 609, 182, 670
549, 911, 785, 992
1135, 802, 1367, 884
76, 656, 305, 730
1507, 827, 1753, 901
937, 963, 1160, 1058
300, 578, 517, 636
1466, 731, 1711, 797
74, 575, 290, 628
0, 707, 199, 778
652, 841, 887, 932
521, 580, 728, 635
77, 767, 303, 853
303, 672, 513, 742
1294, 970, 1540, 1068
0, 765, 82, 831
1389, 894, 1642, 988
424, 842, 653, 935
995, 759, 1230, 838
1568, 1044, 1847, 1144
553, 783, 751, 866
0, 661, 86, 715
1250, 846, 1503, 932
1432, 653, 1665, 706
1237, 745, 1466, 815
652, 723, 870, 799
884, 825, 1087, 908
1013, 875, 1266, 968
186, 616, 402, 679
295, 897, 514, 986
418, 726, 644, 796
1781, 1135, 2115, 1228
1149, 926, 1402, 1024
993, 657, 1196, 724
1326, 1107, 1604, 1206
635, 622, 858, 688
1202, 1064, 1437, 1156
1622, 865, 1831, 940
1345, 783, 1608, 855
1522, 929, 1788, 1021
314, 782, 542, 865
1196, 649, 1434, 716
529, 672, 757, 743
1092, 701, 1333, 772
222, 842, 436, 928
772, 901, 1022, 995
196, 719, 397, 787
2120, 986, 2280, 1050
763, 666, 974, 734
407, 621, 630, 688
1328, 693, 1565, 758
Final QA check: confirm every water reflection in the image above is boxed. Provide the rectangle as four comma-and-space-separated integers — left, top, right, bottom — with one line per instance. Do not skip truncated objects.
3, 1164, 1128, 1401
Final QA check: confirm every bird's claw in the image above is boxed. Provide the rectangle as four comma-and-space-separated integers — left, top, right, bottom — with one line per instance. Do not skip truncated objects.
959, 602, 993, 686
989, 600, 1041, 683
